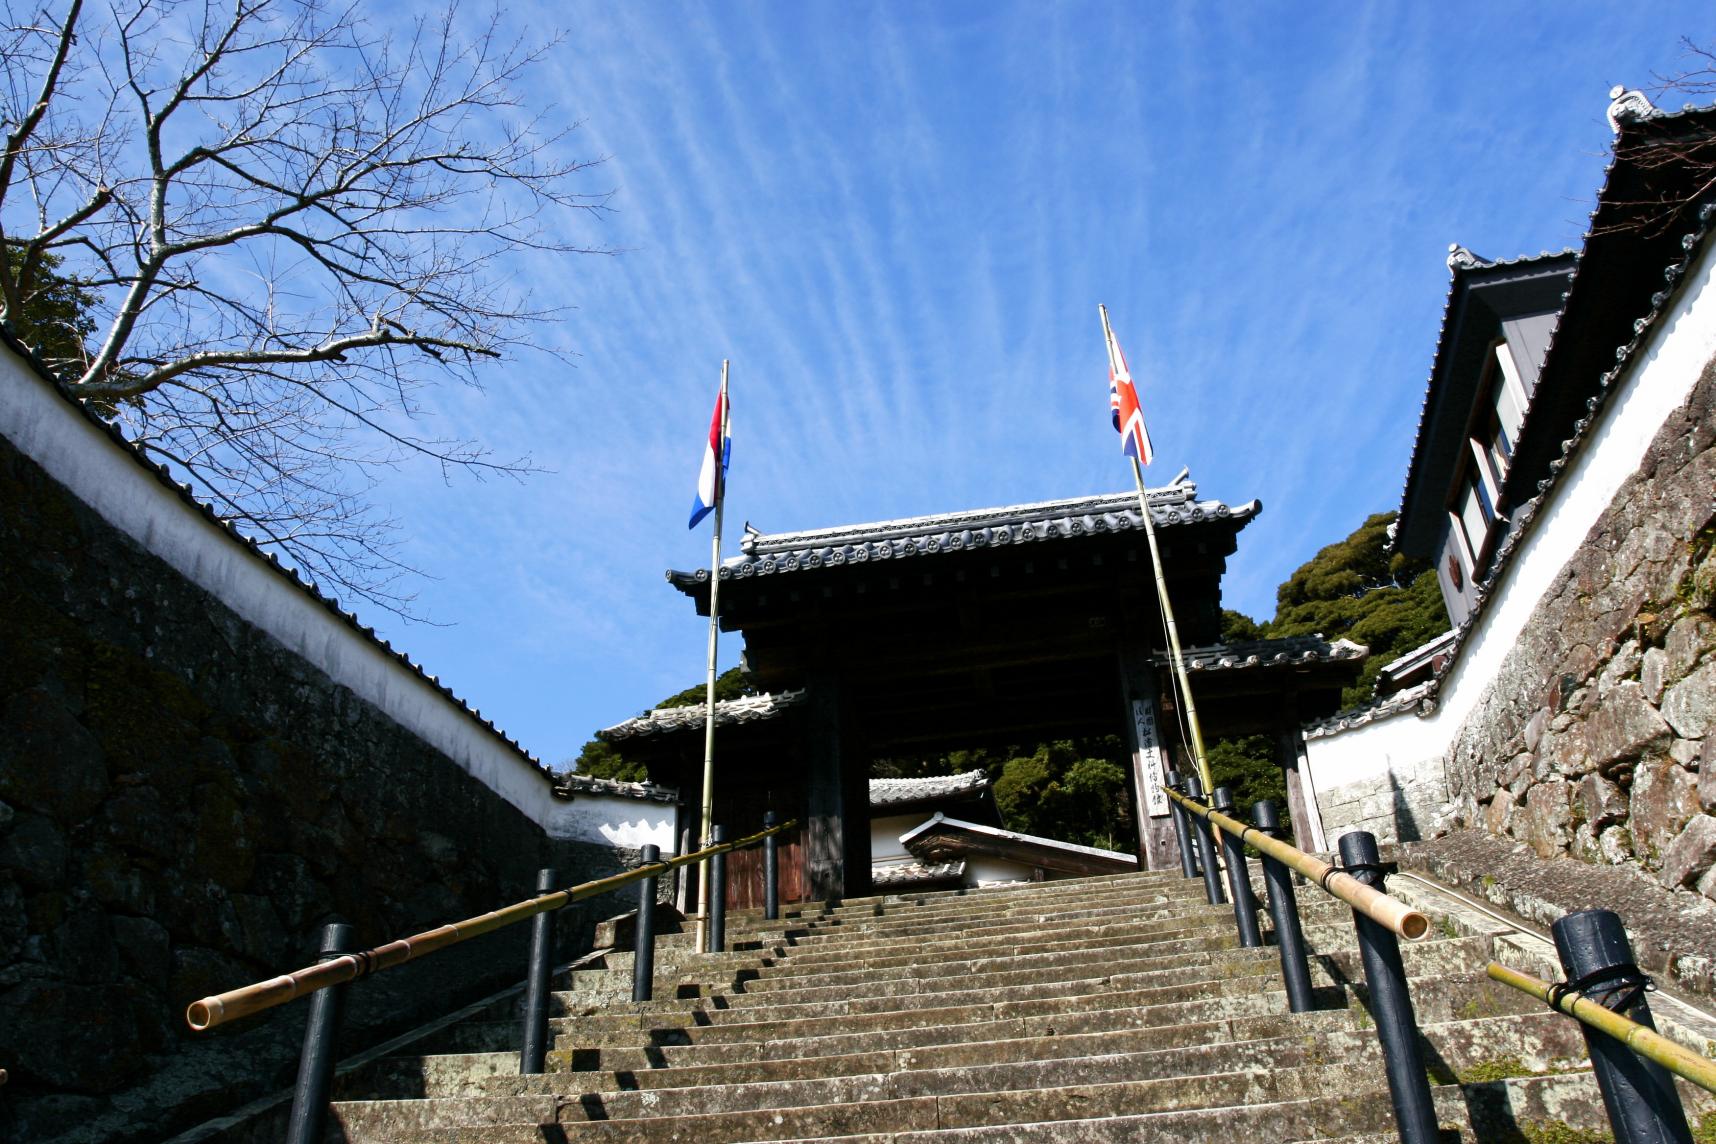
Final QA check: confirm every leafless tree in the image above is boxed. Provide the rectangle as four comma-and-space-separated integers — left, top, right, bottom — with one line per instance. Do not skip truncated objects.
0, 0, 611, 615
1593, 38, 1716, 239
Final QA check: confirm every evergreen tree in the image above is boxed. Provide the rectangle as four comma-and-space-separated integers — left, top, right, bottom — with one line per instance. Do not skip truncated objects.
567, 666, 756, 780
1267, 511, 1450, 707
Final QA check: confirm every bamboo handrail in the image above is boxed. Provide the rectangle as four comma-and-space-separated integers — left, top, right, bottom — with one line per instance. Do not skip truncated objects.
185, 818, 799, 1032
1165, 787, 1429, 941
1486, 961, 1716, 1095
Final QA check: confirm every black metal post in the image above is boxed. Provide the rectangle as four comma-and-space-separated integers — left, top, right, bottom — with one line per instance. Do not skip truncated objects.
1211, 787, 1262, 948
632, 845, 661, 1003
763, 812, 780, 921
519, 868, 557, 1075
1253, 800, 1314, 1013
1551, 909, 1692, 1144
1184, 774, 1226, 905
1165, 771, 1200, 879
707, 825, 727, 953
285, 922, 353, 1144
1338, 831, 1437, 1144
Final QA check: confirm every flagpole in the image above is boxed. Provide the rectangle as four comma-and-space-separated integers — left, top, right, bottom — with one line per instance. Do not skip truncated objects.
695, 359, 730, 952
1098, 305, 1213, 795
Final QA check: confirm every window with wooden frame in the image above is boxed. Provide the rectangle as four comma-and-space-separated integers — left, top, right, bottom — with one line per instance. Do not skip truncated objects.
1446, 340, 1526, 584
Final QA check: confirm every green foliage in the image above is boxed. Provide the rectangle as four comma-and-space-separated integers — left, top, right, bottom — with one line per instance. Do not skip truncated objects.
568, 737, 647, 783
656, 665, 756, 709
1203, 734, 1285, 811
992, 739, 1134, 852
1267, 511, 1451, 707
2, 247, 97, 374
1220, 609, 1264, 643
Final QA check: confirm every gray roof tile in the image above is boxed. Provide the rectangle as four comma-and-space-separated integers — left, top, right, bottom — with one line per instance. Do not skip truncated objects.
597, 690, 805, 741
869, 769, 990, 809
668, 480, 1258, 592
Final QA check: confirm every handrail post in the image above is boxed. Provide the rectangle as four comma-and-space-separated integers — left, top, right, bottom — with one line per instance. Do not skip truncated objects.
1212, 787, 1262, 947
1551, 909, 1692, 1143
633, 845, 660, 1003
707, 825, 727, 953
285, 922, 353, 1144
1165, 771, 1200, 879
1183, 774, 1226, 905
763, 812, 780, 921
1253, 800, 1314, 1013
519, 868, 557, 1075
1338, 831, 1437, 1144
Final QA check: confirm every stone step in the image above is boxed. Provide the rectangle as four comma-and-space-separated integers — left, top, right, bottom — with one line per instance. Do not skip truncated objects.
716, 934, 1489, 1016
544, 964, 1534, 1056
621, 935, 1492, 1028
319, 867, 1683, 1144
443, 1009, 1590, 1106
332, 1062, 1716, 1143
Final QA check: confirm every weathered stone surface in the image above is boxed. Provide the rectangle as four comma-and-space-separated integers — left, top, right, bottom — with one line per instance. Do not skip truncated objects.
1660, 814, 1716, 889
1701, 737, 1716, 812
1662, 659, 1716, 739
1664, 613, 1714, 682
0, 979, 148, 1092
0, 429, 629, 1143
1641, 647, 1669, 703
1512, 782, 1573, 859
1577, 773, 1628, 830
1629, 761, 1702, 868
110, 914, 172, 985
1584, 682, 1672, 771
1599, 824, 1634, 864
1483, 790, 1513, 835
0, 812, 67, 889
0, 687, 108, 822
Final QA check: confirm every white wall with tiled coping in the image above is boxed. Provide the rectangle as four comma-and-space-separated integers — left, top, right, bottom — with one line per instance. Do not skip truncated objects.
1304, 235, 1716, 846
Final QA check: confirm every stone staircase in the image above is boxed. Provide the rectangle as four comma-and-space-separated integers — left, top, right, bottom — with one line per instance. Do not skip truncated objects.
320, 868, 1716, 1142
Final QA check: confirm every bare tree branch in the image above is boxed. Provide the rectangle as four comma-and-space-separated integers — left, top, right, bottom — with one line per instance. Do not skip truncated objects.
0, 0, 613, 618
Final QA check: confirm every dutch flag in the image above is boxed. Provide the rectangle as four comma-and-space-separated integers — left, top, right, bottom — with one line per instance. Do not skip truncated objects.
688, 383, 731, 529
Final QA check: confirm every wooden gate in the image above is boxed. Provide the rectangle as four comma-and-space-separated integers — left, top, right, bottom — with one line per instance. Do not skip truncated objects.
725, 818, 805, 909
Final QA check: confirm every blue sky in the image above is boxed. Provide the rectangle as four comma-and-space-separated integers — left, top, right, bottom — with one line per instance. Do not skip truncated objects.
368, 2, 1714, 768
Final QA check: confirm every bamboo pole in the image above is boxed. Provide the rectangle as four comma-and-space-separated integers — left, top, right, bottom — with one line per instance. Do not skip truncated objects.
695, 359, 730, 953
1097, 304, 1212, 794
1166, 787, 1428, 941
185, 818, 796, 1032
1486, 961, 1716, 1095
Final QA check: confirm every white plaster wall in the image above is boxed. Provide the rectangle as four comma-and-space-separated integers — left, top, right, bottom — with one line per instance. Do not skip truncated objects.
546, 795, 678, 851
870, 814, 925, 862
0, 349, 568, 832
1303, 236, 1716, 835
968, 857, 1036, 886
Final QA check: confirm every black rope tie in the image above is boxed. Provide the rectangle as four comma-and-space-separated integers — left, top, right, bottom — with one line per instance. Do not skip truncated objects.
1547, 962, 1654, 1015
1324, 861, 1386, 894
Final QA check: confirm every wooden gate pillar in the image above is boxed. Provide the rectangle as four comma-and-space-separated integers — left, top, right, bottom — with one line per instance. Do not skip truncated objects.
804, 664, 869, 901
1116, 643, 1181, 872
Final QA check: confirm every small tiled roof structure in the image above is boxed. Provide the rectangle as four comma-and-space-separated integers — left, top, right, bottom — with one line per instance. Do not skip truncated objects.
1158, 635, 1367, 674
596, 690, 805, 742
901, 813, 1138, 879
667, 482, 1258, 592
553, 772, 680, 804
871, 860, 966, 889
869, 769, 990, 809
1303, 681, 1437, 740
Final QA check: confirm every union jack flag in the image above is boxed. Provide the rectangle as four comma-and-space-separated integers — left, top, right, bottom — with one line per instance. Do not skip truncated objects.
1104, 313, 1154, 466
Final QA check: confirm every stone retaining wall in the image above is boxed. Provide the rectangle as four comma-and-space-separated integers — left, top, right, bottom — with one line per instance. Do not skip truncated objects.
0, 429, 630, 1144
1445, 353, 1716, 900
